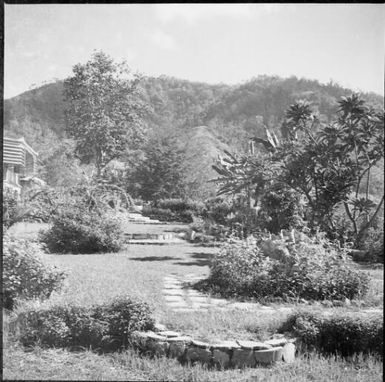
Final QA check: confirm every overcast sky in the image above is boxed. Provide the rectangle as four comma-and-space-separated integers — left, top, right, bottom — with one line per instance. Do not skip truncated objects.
4, 3, 385, 99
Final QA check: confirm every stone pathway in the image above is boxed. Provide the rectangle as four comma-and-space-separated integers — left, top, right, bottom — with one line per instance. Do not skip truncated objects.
162, 273, 293, 313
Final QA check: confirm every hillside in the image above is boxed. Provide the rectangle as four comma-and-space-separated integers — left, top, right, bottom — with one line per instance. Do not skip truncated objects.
3, 74, 384, 198
181, 126, 231, 199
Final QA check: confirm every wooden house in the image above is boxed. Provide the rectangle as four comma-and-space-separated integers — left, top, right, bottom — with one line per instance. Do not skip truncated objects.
3, 137, 43, 197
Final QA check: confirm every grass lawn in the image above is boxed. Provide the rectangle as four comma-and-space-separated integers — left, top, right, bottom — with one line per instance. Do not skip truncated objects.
3, 222, 384, 381
4, 342, 382, 382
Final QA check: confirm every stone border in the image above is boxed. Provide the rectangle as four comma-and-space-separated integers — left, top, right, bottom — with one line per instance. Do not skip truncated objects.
130, 324, 296, 368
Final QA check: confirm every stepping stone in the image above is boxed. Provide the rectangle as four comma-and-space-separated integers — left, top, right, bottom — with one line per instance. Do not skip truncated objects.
162, 289, 184, 296
172, 308, 195, 313
164, 295, 184, 302
192, 303, 210, 309
164, 277, 180, 282
209, 298, 228, 305
167, 301, 189, 309
164, 284, 182, 290
185, 290, 204, 296
189, 296, 209, 303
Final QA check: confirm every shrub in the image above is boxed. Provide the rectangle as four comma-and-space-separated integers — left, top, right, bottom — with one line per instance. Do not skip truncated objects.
142, 206, 194, 223
16, 296, 154, 350
206, 235, 370, 301
155, 198, 205, 214
360, 221, 384, 263
94, 295, 155, 348
202, 197, 233, 225
256, 186, 305, 234
3, 235, 66, 310
280, 310, 383, 357
40, 207, 123, 254
3, 188, 19, 228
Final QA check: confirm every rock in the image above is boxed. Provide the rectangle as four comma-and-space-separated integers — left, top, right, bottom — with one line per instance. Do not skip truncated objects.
237, 340, 272, 350
185, 347, 212, 364
146, 332, 167, 341
231, 349, 256, 368
213, 349, 231, 368
344, 298, 351, 306
191, 339, 211, 348
158, 330, 180, 338
254, 346, 283, 364
153, 323, 167, 332
282, 343, 296, 363
169, 342, 186, 360
211, 341, 241, 350
147, 340, 169, 357
264, 338, 288, 348
166, 336, 193, 344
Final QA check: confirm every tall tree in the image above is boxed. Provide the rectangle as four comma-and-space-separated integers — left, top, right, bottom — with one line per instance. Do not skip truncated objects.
63, 51, 146, 177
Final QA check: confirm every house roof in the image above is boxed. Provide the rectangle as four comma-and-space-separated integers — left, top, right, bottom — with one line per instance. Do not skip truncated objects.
3, 136, 39, 166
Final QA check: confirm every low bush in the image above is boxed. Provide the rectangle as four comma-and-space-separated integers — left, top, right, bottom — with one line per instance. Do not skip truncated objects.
201, 197, 234, 225
205, 235, 370, 301
280, 310, 383, 357
40, 207, 124, 254
3, 235, 66, 310
154, 199, 205, 214
142, 198, 206, 223
16, 296, 155, 351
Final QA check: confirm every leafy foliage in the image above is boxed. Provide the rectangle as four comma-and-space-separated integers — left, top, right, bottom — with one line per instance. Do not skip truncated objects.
126, 134, 187, 201
206, 235, 370, 301
40, 206, 124, 254
212, 94, 384, 247
3, 235, 66, 309
3, 189, 19, 228
16, 296, 154, 350
63, 51, 147, 176
280, 310, 383, 357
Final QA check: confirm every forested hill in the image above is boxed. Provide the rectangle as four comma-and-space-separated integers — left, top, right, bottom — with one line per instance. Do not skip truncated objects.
4, 74, 383, 158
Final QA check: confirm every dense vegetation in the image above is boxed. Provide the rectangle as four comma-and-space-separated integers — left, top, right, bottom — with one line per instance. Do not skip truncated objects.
16, 296, 154, 351
280, 310, 383, 357
3, 235, 66, 310
4, 70, 383, 201
201, 234, 370, 302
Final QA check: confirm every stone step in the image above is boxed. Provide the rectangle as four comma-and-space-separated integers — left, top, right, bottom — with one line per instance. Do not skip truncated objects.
125, 238, 186, 245
124, 233, 177, 240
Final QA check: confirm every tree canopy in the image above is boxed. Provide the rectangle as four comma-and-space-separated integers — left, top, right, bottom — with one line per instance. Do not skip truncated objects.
63, 51, 147, 177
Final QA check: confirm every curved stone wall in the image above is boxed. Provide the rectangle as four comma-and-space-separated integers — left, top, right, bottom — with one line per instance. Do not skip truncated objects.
130, 324, 296, 368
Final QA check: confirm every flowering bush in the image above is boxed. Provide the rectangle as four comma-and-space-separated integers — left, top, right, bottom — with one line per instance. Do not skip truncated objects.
206, 235, 370, 301
3, 235, 66, 309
